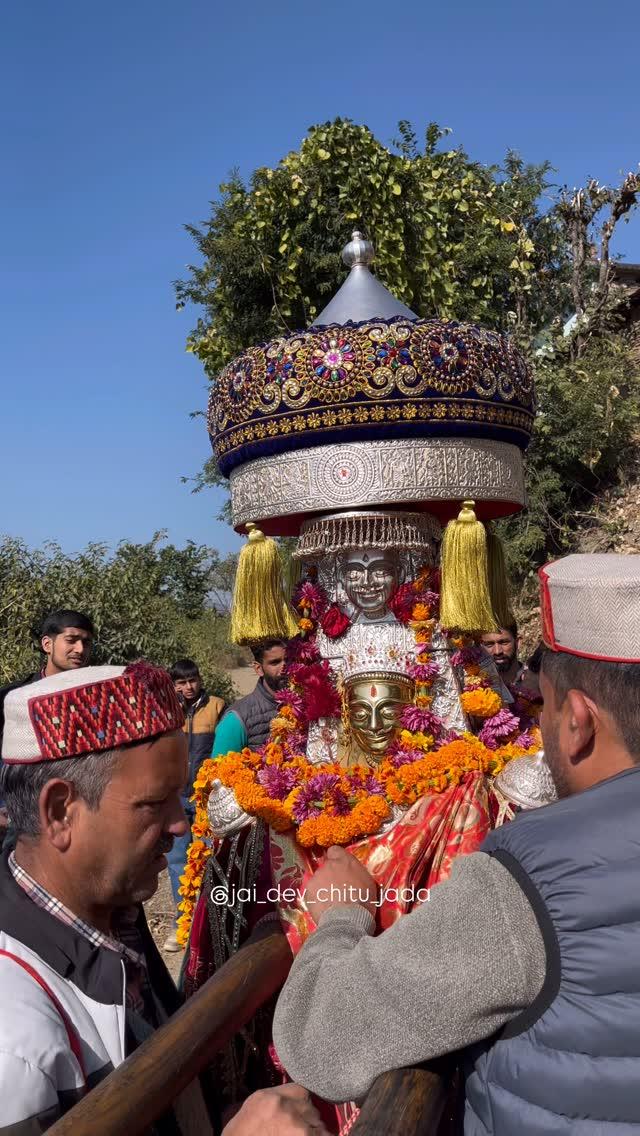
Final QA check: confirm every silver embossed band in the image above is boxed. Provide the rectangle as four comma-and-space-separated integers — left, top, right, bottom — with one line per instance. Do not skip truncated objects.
229, 437, 526, 529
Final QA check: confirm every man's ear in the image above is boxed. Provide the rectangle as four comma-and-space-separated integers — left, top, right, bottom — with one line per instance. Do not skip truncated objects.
564, 689, 597, 762
39, 779, 76, 851
252, 661, 263, 677
41, 635, 53, 658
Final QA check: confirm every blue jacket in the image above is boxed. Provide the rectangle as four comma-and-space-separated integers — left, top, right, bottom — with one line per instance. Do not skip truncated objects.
465, 764, 640, 1134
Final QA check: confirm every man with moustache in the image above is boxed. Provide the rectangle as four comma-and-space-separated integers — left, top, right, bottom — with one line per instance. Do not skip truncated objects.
274, 554, 640, 1134
0, 662, 327, 1136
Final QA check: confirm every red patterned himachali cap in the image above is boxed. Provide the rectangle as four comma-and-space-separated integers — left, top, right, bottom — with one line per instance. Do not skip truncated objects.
539, 553, 640, 664
1, 662, 184, 764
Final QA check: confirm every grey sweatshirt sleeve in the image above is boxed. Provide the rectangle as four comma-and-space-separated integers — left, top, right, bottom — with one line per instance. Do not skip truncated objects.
272, 850, 546, 1103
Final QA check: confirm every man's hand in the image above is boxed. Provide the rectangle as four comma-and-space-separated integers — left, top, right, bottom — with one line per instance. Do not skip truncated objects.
222, 1084, 329, 1135
305, 845, 378, 924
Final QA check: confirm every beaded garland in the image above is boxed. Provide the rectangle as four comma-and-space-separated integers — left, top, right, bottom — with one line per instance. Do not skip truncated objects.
209, 317, 535, 475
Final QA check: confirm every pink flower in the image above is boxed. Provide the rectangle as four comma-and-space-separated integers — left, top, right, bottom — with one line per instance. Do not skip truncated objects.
388, 747, 426, 768
294, 581, 328, 620
400, 705, 443, 736
514, 730, 536, 750
282, 730, 307, 756
257, 765, 301, 799
478, 709, 520, 750
291, 773, 341, 821
287, 637, 321, 665
408, 661, 440, 683
274, 688, 304, 715
345, 769, 385, 794
415, 589, 440, 612
450, 646, 483, 668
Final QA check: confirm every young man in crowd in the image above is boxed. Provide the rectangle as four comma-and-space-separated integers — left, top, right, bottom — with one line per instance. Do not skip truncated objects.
0, 661, 327, 1136
480, 621, 524, 686
274, 554, 640, 1134
0, 610, 94, 851
0, 609, 94, 736
211, 640, 288, 756
163, 659, 226, 952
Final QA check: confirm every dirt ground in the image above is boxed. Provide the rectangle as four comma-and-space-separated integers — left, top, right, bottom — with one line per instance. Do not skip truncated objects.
146, 666, 257, 981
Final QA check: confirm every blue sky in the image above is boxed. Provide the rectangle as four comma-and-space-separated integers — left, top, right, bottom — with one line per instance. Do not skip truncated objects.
1, 0, 638, 557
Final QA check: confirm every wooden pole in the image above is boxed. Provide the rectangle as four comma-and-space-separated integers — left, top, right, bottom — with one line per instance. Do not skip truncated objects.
349, 1059, 453, 1136
47, 924, 292, 1136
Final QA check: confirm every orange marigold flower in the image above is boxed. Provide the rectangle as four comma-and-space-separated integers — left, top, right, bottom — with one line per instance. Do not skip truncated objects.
264, 743, 285, 765
411, 602, 431, 621
351, 795, 390, 834
260, 801, 294, 832
271, 715, 297, 734
460, 688, 502, 718
298, 617, 314, 633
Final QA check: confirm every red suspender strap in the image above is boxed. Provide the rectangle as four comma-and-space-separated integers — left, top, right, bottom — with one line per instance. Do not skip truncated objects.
0, 949, 87, 1082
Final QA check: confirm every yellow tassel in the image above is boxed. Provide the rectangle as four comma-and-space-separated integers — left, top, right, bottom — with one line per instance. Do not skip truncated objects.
439, 501, 497, 633
486, 525, 514, 629
230, 523, 299, 646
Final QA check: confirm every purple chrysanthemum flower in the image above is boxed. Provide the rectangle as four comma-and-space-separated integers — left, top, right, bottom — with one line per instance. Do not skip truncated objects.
450, 646, 483, 668
416, 589, 440, 611
291, 773, 341, 821
257, 765, 300, 800
275, 689, 303, 716
346, 770, 385, 794
408, 661, 440, 682
514, 730, 536, 750
401, 705, 442, 735
478, 709, 520, 750
389, 748, 426, 768
287, 638, 321, 665
294, 581, 327, 620
330, 788, 352, 816
282, 730, 307, 756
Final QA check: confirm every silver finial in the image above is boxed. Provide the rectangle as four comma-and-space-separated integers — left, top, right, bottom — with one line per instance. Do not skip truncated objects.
312, 225, 418, 327
342, 231, 375, 269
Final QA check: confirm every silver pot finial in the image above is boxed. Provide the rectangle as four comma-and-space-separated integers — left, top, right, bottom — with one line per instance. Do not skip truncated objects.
342, 230, 375, 269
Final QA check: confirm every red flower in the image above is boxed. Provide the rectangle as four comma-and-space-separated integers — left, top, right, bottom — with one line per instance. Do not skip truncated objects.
320, 604, 351, 639
300, 660, 341, 721
388, 583, 415, 624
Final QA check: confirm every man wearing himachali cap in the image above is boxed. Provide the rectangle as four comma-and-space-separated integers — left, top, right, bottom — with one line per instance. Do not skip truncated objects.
273, 554, 640, 1134
0, 661, 328, 1136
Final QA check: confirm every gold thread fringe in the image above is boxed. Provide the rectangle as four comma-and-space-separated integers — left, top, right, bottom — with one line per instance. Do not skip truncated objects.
486, 524, 514, 629
439, 501, 497, 633
230, 523, 298, 645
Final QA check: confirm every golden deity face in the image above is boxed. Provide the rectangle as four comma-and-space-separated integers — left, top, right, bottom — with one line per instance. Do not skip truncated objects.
342, 549, 400, 622
347, 677, 413, 758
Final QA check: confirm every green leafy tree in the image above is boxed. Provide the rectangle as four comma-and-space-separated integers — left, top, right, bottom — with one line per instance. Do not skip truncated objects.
176, 118, 639, 578
0, 534, 240, 701
176, 119, 556, 383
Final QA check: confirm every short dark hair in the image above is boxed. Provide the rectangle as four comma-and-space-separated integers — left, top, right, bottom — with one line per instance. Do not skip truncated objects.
41, 610, 94, 639
504, 621, 518, 640
0, 750, 118, 838
541, 649, 640, 760
169, 658, 201, 681
251, 639, 288, 665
